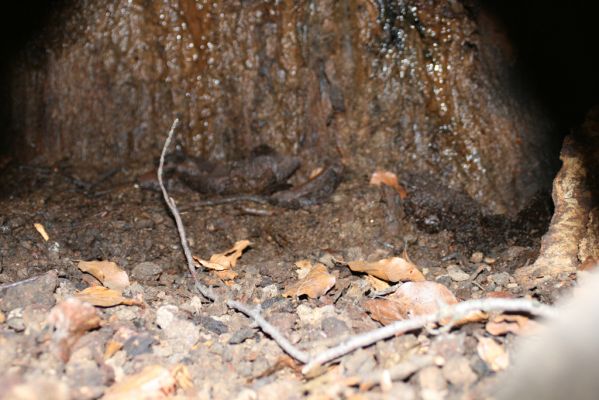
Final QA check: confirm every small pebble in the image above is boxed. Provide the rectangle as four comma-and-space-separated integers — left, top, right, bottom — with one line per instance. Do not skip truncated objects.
447, 265, 470, 282
131, 261, 163, 280
487, 272, 510, 287
470, 252, 484, 263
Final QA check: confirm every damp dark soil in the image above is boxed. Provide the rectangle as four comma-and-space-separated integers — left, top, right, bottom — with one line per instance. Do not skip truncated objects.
0, 160, 558, 398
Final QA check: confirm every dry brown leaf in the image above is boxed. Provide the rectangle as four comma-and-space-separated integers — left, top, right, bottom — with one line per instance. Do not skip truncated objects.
0, 311, 5, 324
75, 286, 142, 307
77, 260, 130, 291
193, 240, 251, 271
214, 269, 238, 281
363, 298, 405, 325
364, 275, 390, 291
103, 365, 176, 400
104, 340, 123, 360
34, 223, 50, 241
369, 169, 408, 199
477, 337, 509, 371
294, 259, 314, 279
47, 298, 102, 362
347, 257, 425, 283
485, 314, 542, 336
283, 263, 336, 298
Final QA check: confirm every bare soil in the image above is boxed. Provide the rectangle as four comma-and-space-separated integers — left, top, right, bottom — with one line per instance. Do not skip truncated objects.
0, 161, 565, 399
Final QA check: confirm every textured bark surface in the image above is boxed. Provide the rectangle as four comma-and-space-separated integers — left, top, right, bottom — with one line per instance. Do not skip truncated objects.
4, 0, 557, 213
515, 106, 599, 285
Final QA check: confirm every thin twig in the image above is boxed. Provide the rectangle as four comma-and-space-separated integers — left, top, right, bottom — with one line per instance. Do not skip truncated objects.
0, 274, 45, 291
302, 297, 555, 374
158, 118, 197, 282
158, 118, 306, 362
227, 300, 309, 363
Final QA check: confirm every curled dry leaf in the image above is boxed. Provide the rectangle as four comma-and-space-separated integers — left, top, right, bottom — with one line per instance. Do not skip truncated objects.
364, 275, 390, 292
103, 365, 176, 400
214, 269, 238, 281
485, 314, 542, 336
364, 281, 486, 325
363, 298, 405, 325
363, 281, 457, 324
389, 281, 457, 317
477, 337, 509, 371
294, 259, 314, 280
347, 257, 425, 283
369, 169, 408, 199
283, 262, 336, 299
47, 298, 102, 362
193, 240, 251, 271
75, 286, 142, 307
77, 260, 130, 291
33, 222, 50, 241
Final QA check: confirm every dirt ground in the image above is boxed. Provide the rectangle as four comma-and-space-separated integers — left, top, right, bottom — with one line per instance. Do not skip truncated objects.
0, 158, 570, 399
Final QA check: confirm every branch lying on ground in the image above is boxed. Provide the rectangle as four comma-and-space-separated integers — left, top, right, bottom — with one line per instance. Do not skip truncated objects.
158, 118, 556, 376
301, 297, 555, 374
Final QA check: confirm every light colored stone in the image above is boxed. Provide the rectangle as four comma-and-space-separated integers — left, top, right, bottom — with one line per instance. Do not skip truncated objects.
442, 357, 477, 386
470, 252, 484, 263
447, 265, 470, 282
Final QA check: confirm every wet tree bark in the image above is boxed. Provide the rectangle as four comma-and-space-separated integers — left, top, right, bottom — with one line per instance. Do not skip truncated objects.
4, 0, 558, 214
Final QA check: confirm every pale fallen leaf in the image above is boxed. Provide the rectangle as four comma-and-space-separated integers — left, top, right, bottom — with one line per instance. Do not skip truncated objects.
486, 314, 542, 336
477, 337, 509, 371
364, 275, 390, 291
369, 169, 408, 199
347, 257, 425, 283
283, 263, 336, 298
309, 167, 324, 179
75, 286, 142, 307
47, 298, 102, 362
103, 365, 176, 400
365, 281, 461, 324
363, 298, 405, 325
389, 281, 458, 317
193, 240, 251, 271
77, 260, 130, 291
34, 223, 50, 241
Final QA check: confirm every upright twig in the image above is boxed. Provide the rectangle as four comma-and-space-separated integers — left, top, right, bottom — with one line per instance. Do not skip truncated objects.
158, 118, 197, 282
157, 118, 307, 362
